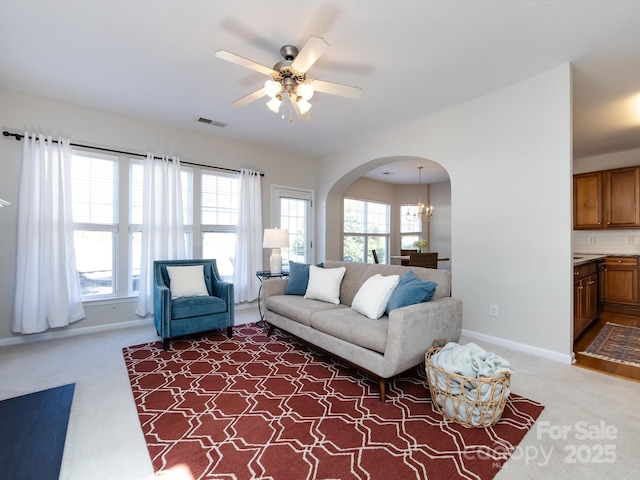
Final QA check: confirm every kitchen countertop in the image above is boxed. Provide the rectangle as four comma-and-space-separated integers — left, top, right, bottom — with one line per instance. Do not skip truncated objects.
573, 254, 607, 266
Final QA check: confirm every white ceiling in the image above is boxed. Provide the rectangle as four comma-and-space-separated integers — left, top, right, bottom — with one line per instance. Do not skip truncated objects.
2, 1, 640, 184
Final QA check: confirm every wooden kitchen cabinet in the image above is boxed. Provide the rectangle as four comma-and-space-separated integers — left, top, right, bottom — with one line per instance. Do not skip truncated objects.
602, 256, 640, 315
574, 261, 599, 339
598, 261, 606, 307
605, 167, 640, 228
573, 166, 640, 230
574, 171, 603, 229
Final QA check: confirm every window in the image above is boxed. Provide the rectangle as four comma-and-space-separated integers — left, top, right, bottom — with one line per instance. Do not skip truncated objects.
400, 204, 422, 249
129, 160, 143, 293
71, 152, 119, 298
129, 163, 193, 293
343, 198, 390, 263
181, 169, 194, 257
70, 148, 240, 299
200, 172, 238, 281
273, 186, 313, 266
72, 151, 198, 300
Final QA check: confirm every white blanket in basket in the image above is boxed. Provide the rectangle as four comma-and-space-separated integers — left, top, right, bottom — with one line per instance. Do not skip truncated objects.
428, 342, 514, 426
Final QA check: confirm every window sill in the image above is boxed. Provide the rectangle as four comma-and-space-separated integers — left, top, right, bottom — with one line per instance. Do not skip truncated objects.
82, 295, 138, 307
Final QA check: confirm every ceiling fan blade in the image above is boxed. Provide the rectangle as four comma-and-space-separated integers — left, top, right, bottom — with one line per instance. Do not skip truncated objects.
311, 79, 362, 99
288, 93, 312, 122
290, 35, 329, 73
232, 87, 267, 107
215, 50, 276, 76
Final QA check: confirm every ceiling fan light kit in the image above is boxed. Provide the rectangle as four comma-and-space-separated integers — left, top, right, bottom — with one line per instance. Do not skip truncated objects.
216, 35, 362, 121
266, 95, 282, 113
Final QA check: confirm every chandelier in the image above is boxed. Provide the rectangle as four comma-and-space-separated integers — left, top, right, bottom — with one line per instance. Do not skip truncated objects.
406, 166, 434, 222
263, 45, 314, 115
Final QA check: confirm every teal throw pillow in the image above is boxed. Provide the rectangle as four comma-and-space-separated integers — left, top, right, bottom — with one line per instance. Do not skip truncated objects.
285, 261, 324, 295
385, 270, 437, 314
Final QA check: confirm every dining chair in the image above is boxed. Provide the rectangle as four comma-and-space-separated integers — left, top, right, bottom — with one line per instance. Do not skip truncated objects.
400, 249, 416, 266
408, 252, 438, 269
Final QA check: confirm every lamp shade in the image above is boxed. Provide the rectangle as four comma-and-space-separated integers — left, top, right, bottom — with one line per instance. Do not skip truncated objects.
264, 79, 282, 98
297, 98, 312, 114
263, 228, 289, 248
266, 96, 282, 113
297, 82, 314, 101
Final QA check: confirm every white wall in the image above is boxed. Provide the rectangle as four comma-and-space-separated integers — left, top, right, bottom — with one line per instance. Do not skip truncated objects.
429, 182, 452, 272
343, 177, 396, 203
0, 87, 317, 342
574, 147, 640, 173
1, 62, 574, 361
317, 64, 573, 361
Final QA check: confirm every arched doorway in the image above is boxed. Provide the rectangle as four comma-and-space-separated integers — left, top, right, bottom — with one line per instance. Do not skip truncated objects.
324, 156, 451, 269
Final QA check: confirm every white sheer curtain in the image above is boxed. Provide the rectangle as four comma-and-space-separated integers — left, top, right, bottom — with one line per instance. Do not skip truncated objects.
13, 133, 85, 333
233, 169, 263, 303
136, 154, 186, 316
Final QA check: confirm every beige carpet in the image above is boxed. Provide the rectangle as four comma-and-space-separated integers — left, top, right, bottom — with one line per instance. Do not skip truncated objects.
1, 307, 640, 479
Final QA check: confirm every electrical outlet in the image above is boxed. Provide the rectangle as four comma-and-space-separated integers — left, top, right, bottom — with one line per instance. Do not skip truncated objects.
489, 304, 499, 317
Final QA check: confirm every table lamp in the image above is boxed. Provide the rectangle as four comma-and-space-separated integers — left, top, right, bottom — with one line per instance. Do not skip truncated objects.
263, 228, 289, 274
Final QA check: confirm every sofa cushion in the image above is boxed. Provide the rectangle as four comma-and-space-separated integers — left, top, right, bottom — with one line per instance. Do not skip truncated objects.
323, 261, 452, 303
351, 274, 400, 320
266, 295, 347, 327
171, 295, 227, 319
305, 265, 346, 304
385, 271, 438, 314
310, 309, 389, 354
285, 261, 324, 295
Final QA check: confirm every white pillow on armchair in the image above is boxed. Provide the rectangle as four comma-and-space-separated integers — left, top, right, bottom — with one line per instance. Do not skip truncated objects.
166, 265, 210, 299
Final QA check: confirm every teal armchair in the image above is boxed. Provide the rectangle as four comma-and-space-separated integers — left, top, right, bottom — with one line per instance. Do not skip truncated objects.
154, 259, 234, 350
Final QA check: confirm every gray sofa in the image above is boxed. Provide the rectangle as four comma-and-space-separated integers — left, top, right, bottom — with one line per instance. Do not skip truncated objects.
262, 260, 463, 401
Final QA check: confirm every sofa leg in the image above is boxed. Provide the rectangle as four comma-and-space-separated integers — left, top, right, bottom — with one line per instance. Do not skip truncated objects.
227, 326, 233, 338
267, 324, 275, 337
163, 338, 170, 351
379, 379, 387, 402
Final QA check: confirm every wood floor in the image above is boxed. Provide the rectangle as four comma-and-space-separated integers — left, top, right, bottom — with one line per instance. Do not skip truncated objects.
573, 311, 640, 381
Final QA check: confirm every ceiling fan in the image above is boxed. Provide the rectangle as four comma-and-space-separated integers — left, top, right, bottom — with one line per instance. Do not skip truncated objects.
215, 35, 362, 121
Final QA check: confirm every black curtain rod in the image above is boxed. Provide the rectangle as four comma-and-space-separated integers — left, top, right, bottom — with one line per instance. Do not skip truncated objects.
2, 130, 263, 176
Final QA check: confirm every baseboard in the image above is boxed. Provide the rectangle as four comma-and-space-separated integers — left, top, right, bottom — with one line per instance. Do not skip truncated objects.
1, 303, 259, 348
461, 328, 573, 365
235, 302, 258, 311
0, 318, 153, 347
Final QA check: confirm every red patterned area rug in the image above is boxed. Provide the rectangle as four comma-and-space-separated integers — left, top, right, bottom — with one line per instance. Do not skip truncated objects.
123, 323, 544, 480
580, 322, 640, 366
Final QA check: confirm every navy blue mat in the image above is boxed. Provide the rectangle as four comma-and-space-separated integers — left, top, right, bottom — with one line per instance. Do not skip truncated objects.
0, 383, 75, 480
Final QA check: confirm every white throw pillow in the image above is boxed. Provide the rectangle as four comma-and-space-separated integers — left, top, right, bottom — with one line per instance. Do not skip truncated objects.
166, 265, 210, 299
351, 274, 400, 320
304, 265, 346, 304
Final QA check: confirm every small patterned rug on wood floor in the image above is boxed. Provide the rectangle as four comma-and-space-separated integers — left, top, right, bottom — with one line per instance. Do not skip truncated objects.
580, 322, 640, 366
124, 323, 544, 480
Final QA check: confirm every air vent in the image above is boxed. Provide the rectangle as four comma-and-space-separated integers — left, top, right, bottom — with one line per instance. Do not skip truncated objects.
197, 117, 226, 128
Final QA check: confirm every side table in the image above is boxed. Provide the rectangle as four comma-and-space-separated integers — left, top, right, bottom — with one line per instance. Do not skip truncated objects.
256, 270, 289, 321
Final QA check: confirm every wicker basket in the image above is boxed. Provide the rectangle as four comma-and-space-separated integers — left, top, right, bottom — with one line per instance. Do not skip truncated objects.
424, 346, 511, 428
